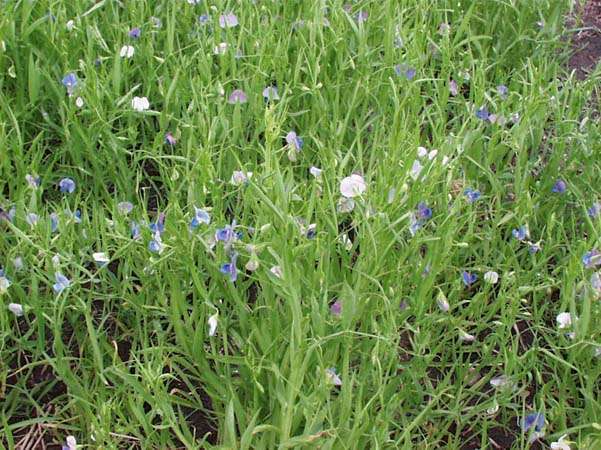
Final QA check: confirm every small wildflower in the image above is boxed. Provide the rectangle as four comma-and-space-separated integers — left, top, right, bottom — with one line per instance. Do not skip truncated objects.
462, 271, 477, 286
230, 170, 252, 185
490, 375, 513, 389
50, 212, 59, 233
208, 313, 218, 336
325, 367, 342, 386
552, 179, 567, 194
228, 89, 247, 104
309, 166, 322, 178
148, 232, 164, 254
117, 201, 134, 215
529, 244, 541, 254
330, 300, 342, 317
522, 412, 545, 433
131, 221, 141, 240
59, 178, 76, 194
416, 202, 432, 220
149, 212, 165, 235
475, 107, 490, 121
270, 265, 283, 278
583, 249, 601, 269
13, 257, 24, 271
262, 86, 279, 101
8, 303, 24, 316
356, 11, 368, 24
394, 64, 416, 80
305, 223, 317, 239
66, 20, 75, 31
591, 272, 601, 292
220, 253, 238, 282
62, 436, 77, 450
62, 73, 78, 96
550, 435, 571, 450
409, 160, 423, 180
286, 131, 303, 152
26, 212, 39, 226
464, 188, 481, 203
459, 330, 476, 342
128, 27, 141, 39
198, 14, 210, 24
449, 79, 458, 96
75, 97, 84, 108
497, 84, 508, 99
213, 42, 229, 55
588, 202, 600, 218
53, 272, 71, 294
340, 233, 353, 250
556, 312, 573, 329
187, 0, 201, 4
131, 96, 150, 112
93, 252, 109, 267
151, 17, 162, 28
438, 22, 451, 34
26, 174, 41, 189
512, 226, 529, 241
190, 206, 211, 229
340, 174, 366, 198
215, 223, 238, 244
0, 271, 11, 294
119, 45, 135, 58
164, 132, 176, 146
483, 271, 499, 284
219, 13, 239, 28
436, 292, 450, 312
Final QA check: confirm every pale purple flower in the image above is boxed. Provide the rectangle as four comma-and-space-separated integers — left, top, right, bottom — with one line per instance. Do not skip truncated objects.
62, 436, 76, 450
8, 303, 24, 316
340, 174, 366, 198
228, 89, 247, 104
325, 367, 342, 386
588, 202, 600, 218
476, 107, 490, 121
148, 232, 164, 254
497, 84, 508, 99
464, 188, 481, 203
512, 226, 529, 241
164, 132, 176, 146
262, 86, 279, 101
198, 14, 210, 24
59, 178, 76, 194
449, 79, 458, 96
591, 272, 601, 292
556, 312, 573, 329
26, 174, 41, 189
330, 300, 342, 317
230, 170, 252, 185
409, 160, 423, 180
131, 221, 141, 240
117, 201, 134, 215
286, 131, 303, 151
219, 13, 238, 28
394, 64, 416, 80
356, 11, 368, 23
62, 73, 78, 96
583, 249, 601, 269
522, 412, 545, 433
53, 272, 71, 294
50, 212, 59, 233
128, 27, 141, 39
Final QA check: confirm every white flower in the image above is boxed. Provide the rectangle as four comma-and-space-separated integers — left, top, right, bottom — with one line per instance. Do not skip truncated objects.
556, 312, 573, 329
417, 146, 428, 158
340, 233, 353, 251
0, 276, 11, 294
66, 20, 75, 31
427, 149, 438, 160
8, 303, 24, 316
208, 313, 218, 336
483, 271, 499, 284
13, 257, 24, 271
65, 436, 77, 450
120, 45, 135, 58
550, 435, 571, 450
436, 292, 449, 312
75, 97, 84, 108
213, 42, 229, 55
93, 252, 109, 265
309, 166, 322, 178
409, 160, 423, 180
441, 156, 450, 166
340, 174, 366, 198
325, 367, 342, 386
270, 266, 283, 278
459, 330, 475, 342
131, 96, 149, 112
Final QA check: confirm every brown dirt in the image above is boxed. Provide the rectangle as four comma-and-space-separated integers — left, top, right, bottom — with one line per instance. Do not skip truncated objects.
568, 0, 601, 79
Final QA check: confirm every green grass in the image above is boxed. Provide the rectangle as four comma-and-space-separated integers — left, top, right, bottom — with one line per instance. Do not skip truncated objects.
1, 0, 601, 448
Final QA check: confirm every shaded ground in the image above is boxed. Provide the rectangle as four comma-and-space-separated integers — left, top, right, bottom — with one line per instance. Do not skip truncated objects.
568, 0, 601, 79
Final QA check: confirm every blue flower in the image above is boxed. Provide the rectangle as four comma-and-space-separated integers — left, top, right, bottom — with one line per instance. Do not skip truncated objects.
50, 213, 59, 233
588, 202, 600, 218
59, 178, 76, 194
26, 212, 39, 226
72, 210, 81, 223
129, 27, 141, 39
131, 221, 141, 240
149, 212, 165, 234
220, 253, 238, 282
148, 232, 164, 254
475, 107, 490, 121
464, 188, 481, 203
286, 131, 303, 151
522, 412, 545, 433
216, 223, 240, 244
198, 14, 210, 24
583, 249, 601, 269
53, 272, 71, 294
394, 64, 416, 80
552, 179, 567, 194
529, 244, 541, 254
62, 73, 78, 95
26, 174, 41, 189
416, 202, 432, 220
512, 226, 529, 241
462, 271, 477, 286
190, 206, 211, 229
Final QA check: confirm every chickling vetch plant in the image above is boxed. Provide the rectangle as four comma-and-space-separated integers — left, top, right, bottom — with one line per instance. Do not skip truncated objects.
1, 0, 600, 449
